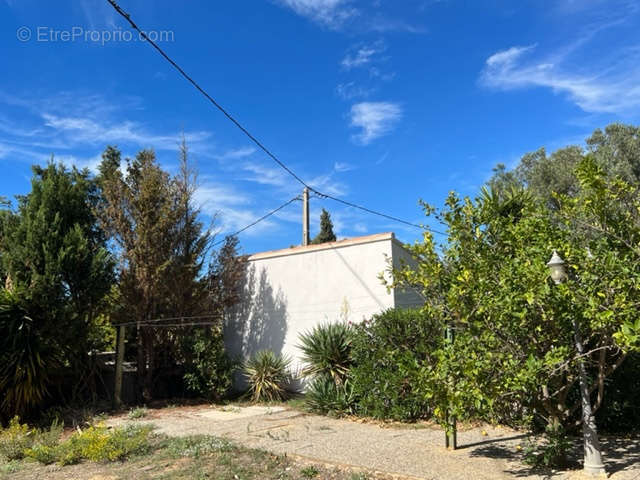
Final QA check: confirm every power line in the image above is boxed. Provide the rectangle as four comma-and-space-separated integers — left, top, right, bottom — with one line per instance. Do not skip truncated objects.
106, 0, 446, 236
114, 314, 223, 328
106, 0, 308, 189
315, 190, 447, 235
212, 196, 300, 247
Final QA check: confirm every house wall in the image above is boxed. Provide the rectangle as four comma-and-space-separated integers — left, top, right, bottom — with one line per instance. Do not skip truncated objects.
224, 232, 422, 387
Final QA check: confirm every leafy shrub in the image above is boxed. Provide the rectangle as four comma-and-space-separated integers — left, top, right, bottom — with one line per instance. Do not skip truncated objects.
183, 327, 235, 401
60, 423, 152, 464
165, 435, 232, 458
524, 423, 572, 468
24, 444, 57, 464
305, 376, 354, 416
298, 322, 353, 385
350, 309, 441, 421
19, 423, 154, 466
0, 417, 32, 460
0, 417, 62, 462
243, 350, 292, 402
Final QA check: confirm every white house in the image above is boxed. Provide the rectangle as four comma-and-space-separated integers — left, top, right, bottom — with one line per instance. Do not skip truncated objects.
224, 232, 422, 379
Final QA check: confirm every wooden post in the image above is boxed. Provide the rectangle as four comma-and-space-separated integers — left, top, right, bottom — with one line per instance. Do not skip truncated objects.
445, 325, 457, 450
113, 325, 125, 409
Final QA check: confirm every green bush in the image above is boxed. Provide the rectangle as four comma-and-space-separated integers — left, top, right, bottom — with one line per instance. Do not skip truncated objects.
243, 350, 292, 402
305, 376, 354, 416
0, 417, 32, 460
183, 327, 235, 401
298, 322, 354, 385
524, 423, 571, 468
350, 309, 441, 421
51, 423, 152, 465
0, 417, 62, 462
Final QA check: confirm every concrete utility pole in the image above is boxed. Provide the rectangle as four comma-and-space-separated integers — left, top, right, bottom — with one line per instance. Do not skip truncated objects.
302, 187, 310, 246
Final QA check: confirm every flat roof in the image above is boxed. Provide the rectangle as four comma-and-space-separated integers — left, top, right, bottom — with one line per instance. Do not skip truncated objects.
248, 232, 397, 261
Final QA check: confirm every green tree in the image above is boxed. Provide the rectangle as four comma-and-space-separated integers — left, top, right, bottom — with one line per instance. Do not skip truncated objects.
98, 147, 185, 400
390, 157, 640, 470
0, 163, 114, 418
311, 208, 336, 244
98, 144, 242, 401
488, 123, 640, 209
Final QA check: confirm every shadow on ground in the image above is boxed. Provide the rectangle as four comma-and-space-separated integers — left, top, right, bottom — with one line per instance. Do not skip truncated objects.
467, 433, 640, 478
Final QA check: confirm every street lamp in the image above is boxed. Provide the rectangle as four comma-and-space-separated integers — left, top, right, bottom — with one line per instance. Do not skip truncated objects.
546, 250, 567, 284
546, 250, 606, 476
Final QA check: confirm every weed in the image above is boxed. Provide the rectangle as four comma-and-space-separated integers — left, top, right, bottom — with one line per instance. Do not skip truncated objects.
349, 473, 368, 480
523, 423, 572, 468
165, 435, 232, 458
300, 465, 320, 478
0, 459, 21, 474
128, 406, 149, 419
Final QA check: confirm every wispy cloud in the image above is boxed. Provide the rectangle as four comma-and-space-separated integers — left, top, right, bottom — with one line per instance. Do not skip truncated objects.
334, 161, 356, 172
42, 113, 211, 150
241, 162, 289, 187
0, 91, 212, 160
215, 146, 256, 161
480, 34, 640, 114
341, 40, 386, 70
336, 82, 376, 100
275, 0, 357, 29
349, 101, 402, 145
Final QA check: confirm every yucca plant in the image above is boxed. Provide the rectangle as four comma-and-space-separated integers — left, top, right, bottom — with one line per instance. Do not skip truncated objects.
297, 322, 353, 385
243, 350, 292, 402
305, 375, 354, 416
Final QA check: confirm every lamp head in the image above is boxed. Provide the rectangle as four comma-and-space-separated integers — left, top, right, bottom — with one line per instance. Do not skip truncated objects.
547, 250, 567, 284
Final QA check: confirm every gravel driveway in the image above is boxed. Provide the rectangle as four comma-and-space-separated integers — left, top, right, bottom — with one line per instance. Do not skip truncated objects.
108, 405, 640, 480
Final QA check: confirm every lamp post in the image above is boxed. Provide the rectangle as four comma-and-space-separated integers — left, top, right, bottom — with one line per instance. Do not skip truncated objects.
546, 250, 606, 476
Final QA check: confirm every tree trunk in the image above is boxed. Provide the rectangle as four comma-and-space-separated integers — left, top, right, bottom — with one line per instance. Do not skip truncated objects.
572, 319, 606, 476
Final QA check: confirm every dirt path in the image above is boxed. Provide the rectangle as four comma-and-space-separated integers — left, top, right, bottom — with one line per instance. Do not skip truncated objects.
108, 405, 640, 480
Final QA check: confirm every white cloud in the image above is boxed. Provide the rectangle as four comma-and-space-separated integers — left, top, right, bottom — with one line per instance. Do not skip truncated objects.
41, 113, 211, 150
349, 101, 402, 145
334, 161, 356, 172
480, 42, 640, 114
341, 40, 386, 70
242, 162, 289, 187
336, 82, 375, 100
275, 0, 357, 29
215, 146, 256, 161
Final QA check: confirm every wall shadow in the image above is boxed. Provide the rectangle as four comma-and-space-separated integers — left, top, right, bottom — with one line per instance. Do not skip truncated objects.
225, 263, 288, 361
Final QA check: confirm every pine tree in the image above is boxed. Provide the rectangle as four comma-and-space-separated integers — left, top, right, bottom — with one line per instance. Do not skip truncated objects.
311, 208, 337, 244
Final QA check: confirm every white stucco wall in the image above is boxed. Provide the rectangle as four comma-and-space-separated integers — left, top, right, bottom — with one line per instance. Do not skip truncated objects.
224, 232, 422, 383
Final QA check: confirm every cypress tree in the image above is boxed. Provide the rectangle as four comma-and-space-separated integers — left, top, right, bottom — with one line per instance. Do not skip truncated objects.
311, 208, 337, 244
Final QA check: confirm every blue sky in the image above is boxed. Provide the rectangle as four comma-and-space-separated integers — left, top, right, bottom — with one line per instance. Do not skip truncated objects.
1, 0, 640, 253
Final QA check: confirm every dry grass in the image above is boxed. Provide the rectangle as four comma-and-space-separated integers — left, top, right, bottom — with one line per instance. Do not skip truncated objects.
0, 433, 391, 480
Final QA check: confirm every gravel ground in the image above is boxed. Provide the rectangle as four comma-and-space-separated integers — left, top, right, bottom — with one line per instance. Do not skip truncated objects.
108, 405, 640, 480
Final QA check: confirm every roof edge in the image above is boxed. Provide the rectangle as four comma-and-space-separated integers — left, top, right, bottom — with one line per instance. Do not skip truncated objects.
248, 232, 396, 261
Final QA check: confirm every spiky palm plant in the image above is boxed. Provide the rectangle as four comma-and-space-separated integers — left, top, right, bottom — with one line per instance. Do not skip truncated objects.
243, 350, 291, 402
304, 375, 354, 416
297, 322, 353, 385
